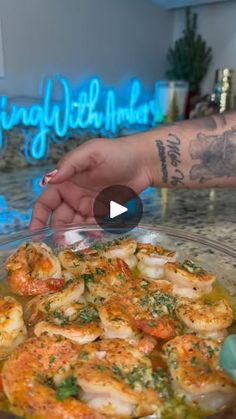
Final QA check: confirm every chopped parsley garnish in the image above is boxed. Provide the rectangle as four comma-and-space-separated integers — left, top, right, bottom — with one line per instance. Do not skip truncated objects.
81, 273, 95, 283
92, 364, 109, 372
125, 366, 153, 389
152, 367, 173, 399
91, 237, 127, 252
148, 320, 157, 327
55, 376, 78, 401
205, 345, 215, 358
116, 273, 124, 281
95, 267, 106, 275
192, 342, 200, 350
190, 356, 198, 366
140, 292, 176, 316
111, 364, 153, 390
75, 251, 86, 260
45, 302, 51, 312
169, 358, 177, 369
140, 280, 149, 289
181, 260, 206, 275
77, 306, 99, 325
52, 310, 69, 325
90, 242, 105, 251
49, 355, 56, 365
38, 373, 54, 387
111, 364, 123, 378
80, 351, 89, 360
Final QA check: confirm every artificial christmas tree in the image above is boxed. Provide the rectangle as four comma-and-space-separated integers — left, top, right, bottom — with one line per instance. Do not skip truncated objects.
166, 8, 212, 117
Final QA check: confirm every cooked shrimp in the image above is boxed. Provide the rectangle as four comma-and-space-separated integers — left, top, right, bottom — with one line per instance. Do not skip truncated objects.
137, 243, 176, 280
176, 298, 233, 339
98, 295, 158, 353
0, 296, 27, 359
83, 257, 135, 302
164, 259, 215, 298
127, 278, 173, 301
59, 248, 89, 276
25, 278, 85, 324
60, 248, 136, 303
98, 238, 138, 269
98, 297, 136, 340
5, 242, 63, 296
128, 287, 176, 320
99, 280, 176, 342
76, 339, 160, 417
34, 303, 102, 344
163, 335, 236, 410
2, 335, 104, 419
129, 334, 157, 355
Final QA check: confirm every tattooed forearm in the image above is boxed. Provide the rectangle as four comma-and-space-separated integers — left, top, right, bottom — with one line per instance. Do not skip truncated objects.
190, 127, 236, 183
166, 113, 228, 132
155, 140, 168, 184
196, 113, 227, 130
167, 134, 185, 186
151, 111, 236, 187
156, 135, 185, 186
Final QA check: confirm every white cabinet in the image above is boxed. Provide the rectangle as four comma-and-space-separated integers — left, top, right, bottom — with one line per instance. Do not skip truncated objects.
153, 0, 230, 9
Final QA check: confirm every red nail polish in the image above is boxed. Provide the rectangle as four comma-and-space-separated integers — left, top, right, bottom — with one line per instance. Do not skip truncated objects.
39, 169, 58, 187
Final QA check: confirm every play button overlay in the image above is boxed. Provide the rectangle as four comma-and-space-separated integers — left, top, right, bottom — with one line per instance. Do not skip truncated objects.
93, 185, 143, 234
110, 201, 128, 219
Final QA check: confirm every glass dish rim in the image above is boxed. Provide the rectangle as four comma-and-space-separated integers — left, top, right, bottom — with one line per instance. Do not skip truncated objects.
0, 223, 235, 259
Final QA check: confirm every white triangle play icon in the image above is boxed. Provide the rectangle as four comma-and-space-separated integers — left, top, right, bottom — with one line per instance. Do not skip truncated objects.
110, 201, 128, 219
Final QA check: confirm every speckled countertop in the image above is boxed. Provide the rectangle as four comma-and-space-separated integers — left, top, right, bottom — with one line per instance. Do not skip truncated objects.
0, 166, 236, 248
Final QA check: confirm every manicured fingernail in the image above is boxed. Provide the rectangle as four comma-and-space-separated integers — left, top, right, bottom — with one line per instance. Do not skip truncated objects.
39, 169, 58, 187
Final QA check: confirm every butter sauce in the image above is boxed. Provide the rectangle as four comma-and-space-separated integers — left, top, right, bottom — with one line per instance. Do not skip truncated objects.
0, 271, 235, 418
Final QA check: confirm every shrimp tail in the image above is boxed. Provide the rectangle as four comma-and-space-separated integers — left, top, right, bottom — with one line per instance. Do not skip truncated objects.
116, 258, 132, 281
9, 275, 64, 296
134, 316, 176, 340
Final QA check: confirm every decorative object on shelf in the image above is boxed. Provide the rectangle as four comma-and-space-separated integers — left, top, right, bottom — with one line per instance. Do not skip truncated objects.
166, 7, 212, 118
210, 68, 235, 113
166, 91, 179, 123
154, 80, 188, 123
189, 94, 218, 119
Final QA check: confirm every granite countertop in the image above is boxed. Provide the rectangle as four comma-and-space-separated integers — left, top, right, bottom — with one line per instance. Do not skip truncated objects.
0, 166, 236, 248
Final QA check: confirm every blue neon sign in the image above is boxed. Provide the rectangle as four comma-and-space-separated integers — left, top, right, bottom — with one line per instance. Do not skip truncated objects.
0, 75, 156, 161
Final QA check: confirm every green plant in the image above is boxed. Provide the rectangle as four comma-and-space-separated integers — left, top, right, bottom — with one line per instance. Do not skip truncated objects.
166, 8, 212, 92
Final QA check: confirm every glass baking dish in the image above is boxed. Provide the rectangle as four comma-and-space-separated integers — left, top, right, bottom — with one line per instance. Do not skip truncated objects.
1, 223, 236, 296
0, 223, 235, 419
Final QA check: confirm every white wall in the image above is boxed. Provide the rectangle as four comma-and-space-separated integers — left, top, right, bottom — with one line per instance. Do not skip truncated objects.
173, 0, 236, 95
0, 0, 174, 98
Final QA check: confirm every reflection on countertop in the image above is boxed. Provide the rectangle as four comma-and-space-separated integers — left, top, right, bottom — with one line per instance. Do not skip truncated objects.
0, 166, 236, 246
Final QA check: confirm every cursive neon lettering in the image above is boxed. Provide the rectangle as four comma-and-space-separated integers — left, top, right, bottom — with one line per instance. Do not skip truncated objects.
0, 75, 156, 162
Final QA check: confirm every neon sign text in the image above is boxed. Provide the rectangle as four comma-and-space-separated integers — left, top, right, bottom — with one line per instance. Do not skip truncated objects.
0, 76, 156, 161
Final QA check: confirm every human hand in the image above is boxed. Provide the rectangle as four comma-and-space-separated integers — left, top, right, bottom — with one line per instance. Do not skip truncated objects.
30, 136, 154, 230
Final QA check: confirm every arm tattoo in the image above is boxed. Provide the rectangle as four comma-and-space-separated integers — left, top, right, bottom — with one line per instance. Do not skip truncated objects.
190, 126, 236, 183
156, 134, 185, 186
155, 140, 168, 184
